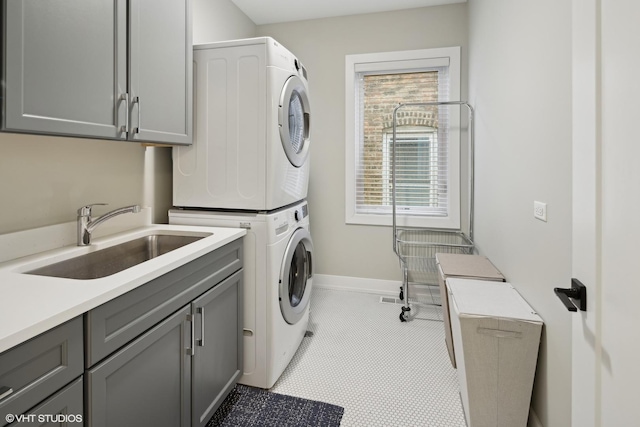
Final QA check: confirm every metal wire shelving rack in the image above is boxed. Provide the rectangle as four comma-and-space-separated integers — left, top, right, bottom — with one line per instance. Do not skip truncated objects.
392, 101, 475, 322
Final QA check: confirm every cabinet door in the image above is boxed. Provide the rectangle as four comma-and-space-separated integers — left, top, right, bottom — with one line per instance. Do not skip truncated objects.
128, 0, 192, 145
3, 0, 127, 139
191, 270, 243, 427
6, 377, 84, 427
86, 305, 192, 427
0, 318, 83, 422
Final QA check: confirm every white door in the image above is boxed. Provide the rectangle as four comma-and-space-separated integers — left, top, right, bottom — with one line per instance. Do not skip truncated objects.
571, 1, 640, 425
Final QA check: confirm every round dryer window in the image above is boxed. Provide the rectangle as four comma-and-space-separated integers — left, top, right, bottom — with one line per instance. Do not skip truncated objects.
279, 228, 313, 325
279, 75, 311, 168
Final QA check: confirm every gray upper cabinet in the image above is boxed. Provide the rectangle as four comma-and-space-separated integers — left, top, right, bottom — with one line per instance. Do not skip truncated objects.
2, 0, 192, 145
3, 0, 127, 139
129, 0, 192, 144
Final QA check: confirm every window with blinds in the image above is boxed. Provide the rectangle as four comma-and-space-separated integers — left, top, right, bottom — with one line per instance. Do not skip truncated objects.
381, 129, 443, 214
345, 47, 461, 228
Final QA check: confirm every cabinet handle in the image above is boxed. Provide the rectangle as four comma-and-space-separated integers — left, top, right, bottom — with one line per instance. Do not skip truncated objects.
133, 96, 141, 134
0, 386, 13, 400
187, 314, 195, 356
120, 93, 129, 134
477, 328, 522, 339
198, 307, 205, 347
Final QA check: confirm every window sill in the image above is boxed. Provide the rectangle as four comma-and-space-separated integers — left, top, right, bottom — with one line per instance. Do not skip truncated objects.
346, 212, 460, 229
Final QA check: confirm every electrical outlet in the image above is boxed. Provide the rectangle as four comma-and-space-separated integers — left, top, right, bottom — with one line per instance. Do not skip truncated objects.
534, 201, 547, 222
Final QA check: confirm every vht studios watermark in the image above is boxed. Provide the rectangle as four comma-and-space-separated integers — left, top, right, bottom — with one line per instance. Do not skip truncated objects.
5, 413, 83, 424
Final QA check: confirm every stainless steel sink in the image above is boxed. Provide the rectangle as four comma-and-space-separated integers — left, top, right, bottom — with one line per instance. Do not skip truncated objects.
25, 234, 208, 280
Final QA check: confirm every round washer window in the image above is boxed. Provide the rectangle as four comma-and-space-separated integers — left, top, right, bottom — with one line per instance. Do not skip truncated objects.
279, 228, 313, 325
288, 240, 309, 307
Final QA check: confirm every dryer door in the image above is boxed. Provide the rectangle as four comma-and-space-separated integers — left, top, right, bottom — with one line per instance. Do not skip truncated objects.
279, 228, 313, 325
278, 75, 311, 168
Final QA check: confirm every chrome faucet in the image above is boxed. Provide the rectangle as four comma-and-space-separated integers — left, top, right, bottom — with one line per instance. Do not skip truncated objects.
77, 203, 141, 246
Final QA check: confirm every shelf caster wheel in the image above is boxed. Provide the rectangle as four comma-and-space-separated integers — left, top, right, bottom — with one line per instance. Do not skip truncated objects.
399, 306, 411, 322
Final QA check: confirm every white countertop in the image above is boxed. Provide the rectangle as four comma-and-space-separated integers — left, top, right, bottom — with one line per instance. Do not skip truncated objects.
0, 224, 246, 354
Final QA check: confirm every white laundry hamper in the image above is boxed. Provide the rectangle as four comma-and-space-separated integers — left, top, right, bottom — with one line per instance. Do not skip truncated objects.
447, 278, 543, 427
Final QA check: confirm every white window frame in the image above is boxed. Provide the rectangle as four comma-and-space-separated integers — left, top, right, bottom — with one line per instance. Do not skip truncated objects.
345, 46, 461, 229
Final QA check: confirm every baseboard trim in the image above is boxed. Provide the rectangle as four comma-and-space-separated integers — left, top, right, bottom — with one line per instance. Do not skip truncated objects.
313, 274, 440, 299
313, 274, 400, 295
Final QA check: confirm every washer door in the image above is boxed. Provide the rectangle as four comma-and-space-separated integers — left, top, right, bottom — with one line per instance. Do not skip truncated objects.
278, 75, 311, 168
279, 228, 313, 325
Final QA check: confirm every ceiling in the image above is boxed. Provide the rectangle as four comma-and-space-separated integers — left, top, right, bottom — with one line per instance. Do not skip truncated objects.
231, 0, 466, 25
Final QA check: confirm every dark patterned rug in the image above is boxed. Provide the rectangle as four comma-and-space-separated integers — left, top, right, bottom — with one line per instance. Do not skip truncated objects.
207, 385, 344, 427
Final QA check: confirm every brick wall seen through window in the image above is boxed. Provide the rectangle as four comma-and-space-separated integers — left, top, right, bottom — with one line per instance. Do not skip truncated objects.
361, 72, 439, 208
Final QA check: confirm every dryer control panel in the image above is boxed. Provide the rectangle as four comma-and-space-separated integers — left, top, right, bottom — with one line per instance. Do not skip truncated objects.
294, 204, 308, 222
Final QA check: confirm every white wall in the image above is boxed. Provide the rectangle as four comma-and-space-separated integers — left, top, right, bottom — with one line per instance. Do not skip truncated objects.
192, 0, 256, 44
257, 4, 468, 281
467, 1, 572, 426
0, 133, 147, 234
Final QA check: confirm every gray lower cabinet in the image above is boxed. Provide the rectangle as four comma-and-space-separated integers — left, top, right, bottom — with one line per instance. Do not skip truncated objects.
191, 271, 243, 427
85, 240, 244, 427
85, 239, 243, 367
2, 0, 192, 145
86, 305, 192, 427
0, 241, 243, 427
0, 317, 84, 427
7, 377, 84, 427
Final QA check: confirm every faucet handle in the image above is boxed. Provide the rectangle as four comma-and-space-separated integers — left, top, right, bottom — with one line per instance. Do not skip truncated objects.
77, 203, 108, 217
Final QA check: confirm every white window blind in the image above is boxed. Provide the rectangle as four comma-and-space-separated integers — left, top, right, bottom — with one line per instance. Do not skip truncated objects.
382, 130, 444, 214
345, 47, 461, 229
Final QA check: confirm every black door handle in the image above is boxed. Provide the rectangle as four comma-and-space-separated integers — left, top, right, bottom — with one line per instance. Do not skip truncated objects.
554, 278, 587, 312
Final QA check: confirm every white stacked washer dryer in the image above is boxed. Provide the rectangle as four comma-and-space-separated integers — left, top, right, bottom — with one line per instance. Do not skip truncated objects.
173, 36, 311, 211
171, 37, 313, 389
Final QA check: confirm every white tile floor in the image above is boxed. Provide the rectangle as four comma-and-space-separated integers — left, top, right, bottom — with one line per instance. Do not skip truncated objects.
271, 288, 467, 427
